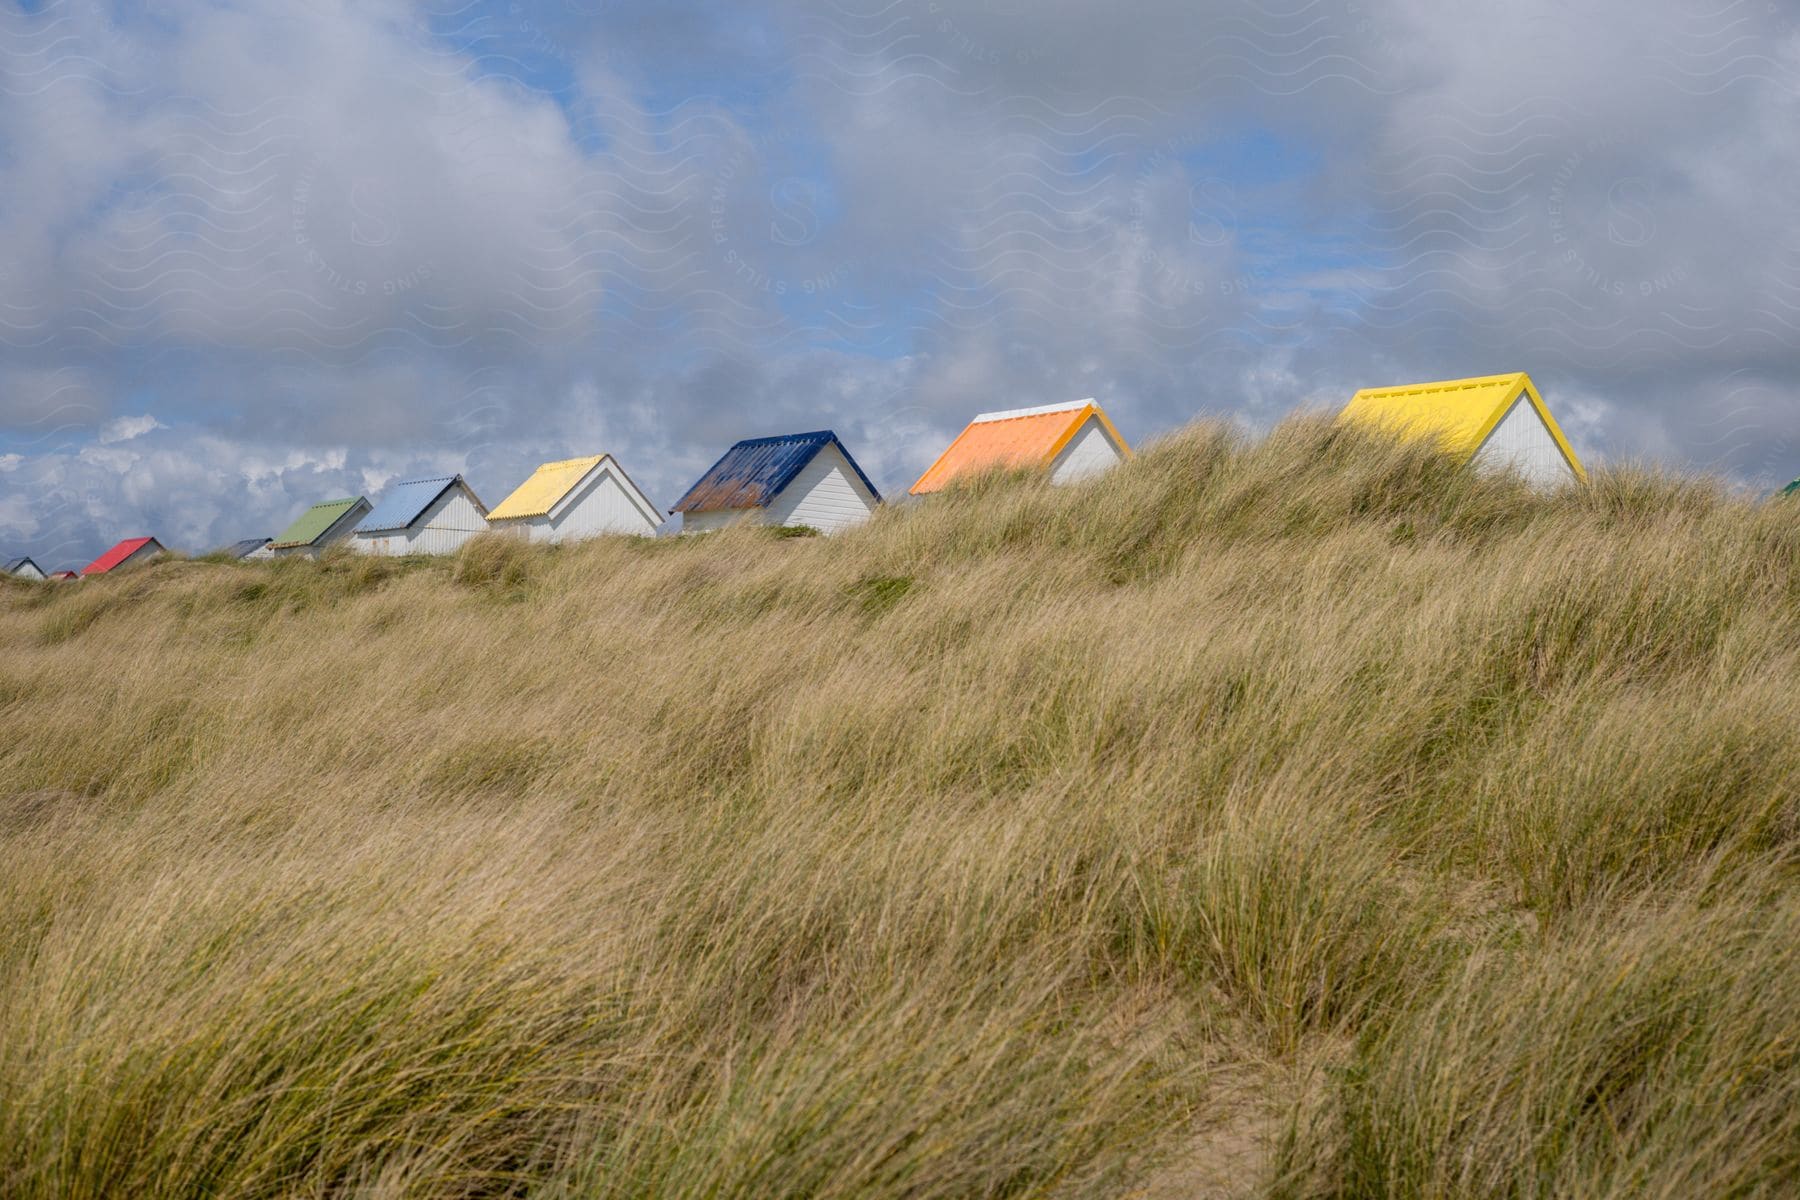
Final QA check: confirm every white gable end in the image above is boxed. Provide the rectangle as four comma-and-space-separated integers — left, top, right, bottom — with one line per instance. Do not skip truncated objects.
1049, 416, 1125, 485
1474, 398, 1578, 488
540, 464, 660, 541
422, 485, 488, 534
766, 443, 879, 533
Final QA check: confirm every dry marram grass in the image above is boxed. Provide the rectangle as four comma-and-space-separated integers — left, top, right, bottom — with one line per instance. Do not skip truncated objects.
1, 417, 1796, 1198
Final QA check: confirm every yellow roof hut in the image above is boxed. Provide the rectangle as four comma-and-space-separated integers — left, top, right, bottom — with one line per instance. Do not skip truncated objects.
486, 454, 662, 542
1337, 372, 1587, 487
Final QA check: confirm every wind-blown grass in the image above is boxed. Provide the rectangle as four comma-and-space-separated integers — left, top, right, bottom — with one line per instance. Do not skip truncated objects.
1, 417, 1795, 1198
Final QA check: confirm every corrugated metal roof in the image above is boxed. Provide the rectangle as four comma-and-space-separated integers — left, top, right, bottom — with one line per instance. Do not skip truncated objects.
269, 498, 366, 549
970, 399, 1095, 423
82, 536, 162, 575
672, 430, 881, 513
910, 401, 1130, 495
219, 538, 270, 559
359, 475, 485, 534
1337, 371, 1587, 483
488, 456, 605, 522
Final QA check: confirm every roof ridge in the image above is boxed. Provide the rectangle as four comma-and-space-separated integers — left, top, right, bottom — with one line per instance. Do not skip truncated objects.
728, 430, 835, 446
971, 399, 1095, 424
1357, 372, 1526, 395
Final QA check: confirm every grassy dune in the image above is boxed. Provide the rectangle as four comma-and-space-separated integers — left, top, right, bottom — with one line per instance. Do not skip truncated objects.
2, 417, 1796, 1198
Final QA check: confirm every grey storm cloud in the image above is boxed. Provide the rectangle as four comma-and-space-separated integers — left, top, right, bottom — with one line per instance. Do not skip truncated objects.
0, 0, 1796, 566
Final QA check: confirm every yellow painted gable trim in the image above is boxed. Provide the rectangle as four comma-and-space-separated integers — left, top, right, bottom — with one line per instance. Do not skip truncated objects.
1511, 375, 1589, 483
1460, 372, 1529, 453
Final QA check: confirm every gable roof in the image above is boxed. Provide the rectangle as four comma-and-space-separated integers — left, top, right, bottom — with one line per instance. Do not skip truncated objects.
220, 537, 270, 559
358, 475, 486, 534
672, 430, 881, 514
82, 536, 163, 575
910, 400, 1131, 495
4, 556, 41, 576
1338, 371, 1588, 483
269, 497, 368, 549
1783, 479, 1799, 497
50, 570, 79, 580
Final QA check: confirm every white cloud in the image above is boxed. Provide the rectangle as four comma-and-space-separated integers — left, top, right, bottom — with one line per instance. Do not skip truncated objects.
99, 415, 164, 444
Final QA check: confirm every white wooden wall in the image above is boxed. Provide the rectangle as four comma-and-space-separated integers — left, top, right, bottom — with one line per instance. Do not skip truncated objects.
1474, 399, 1578, 488
10, 561, 46, 580
765, 443, 879, 533
680, 509, 744, 534
319, 509, 365, 550
1049, 417, 1125, 484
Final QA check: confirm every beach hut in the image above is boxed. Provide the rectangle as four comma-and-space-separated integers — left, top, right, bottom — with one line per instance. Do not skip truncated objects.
1337, 371, 1587, 487
486, 454, 661, 542
4, 556, 46, 581
218, 537, 271, 560
82, 536, 165, 576
1782, 479, 1798, 497
49, 570, 79, 581
267, 497, 371, 558
909, 399, 1132, 496
672, 430, 881, 534
354, 474, 490, 556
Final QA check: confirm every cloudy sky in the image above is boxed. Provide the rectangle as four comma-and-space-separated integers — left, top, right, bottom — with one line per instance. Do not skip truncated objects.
3, 0, 1798, 565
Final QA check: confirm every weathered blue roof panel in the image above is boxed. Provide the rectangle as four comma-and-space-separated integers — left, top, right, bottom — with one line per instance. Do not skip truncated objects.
671, 431, 881, 514
359, 476, 482, 534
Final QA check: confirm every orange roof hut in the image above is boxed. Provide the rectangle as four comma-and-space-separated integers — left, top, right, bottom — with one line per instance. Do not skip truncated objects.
910, 400, 1131, 496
